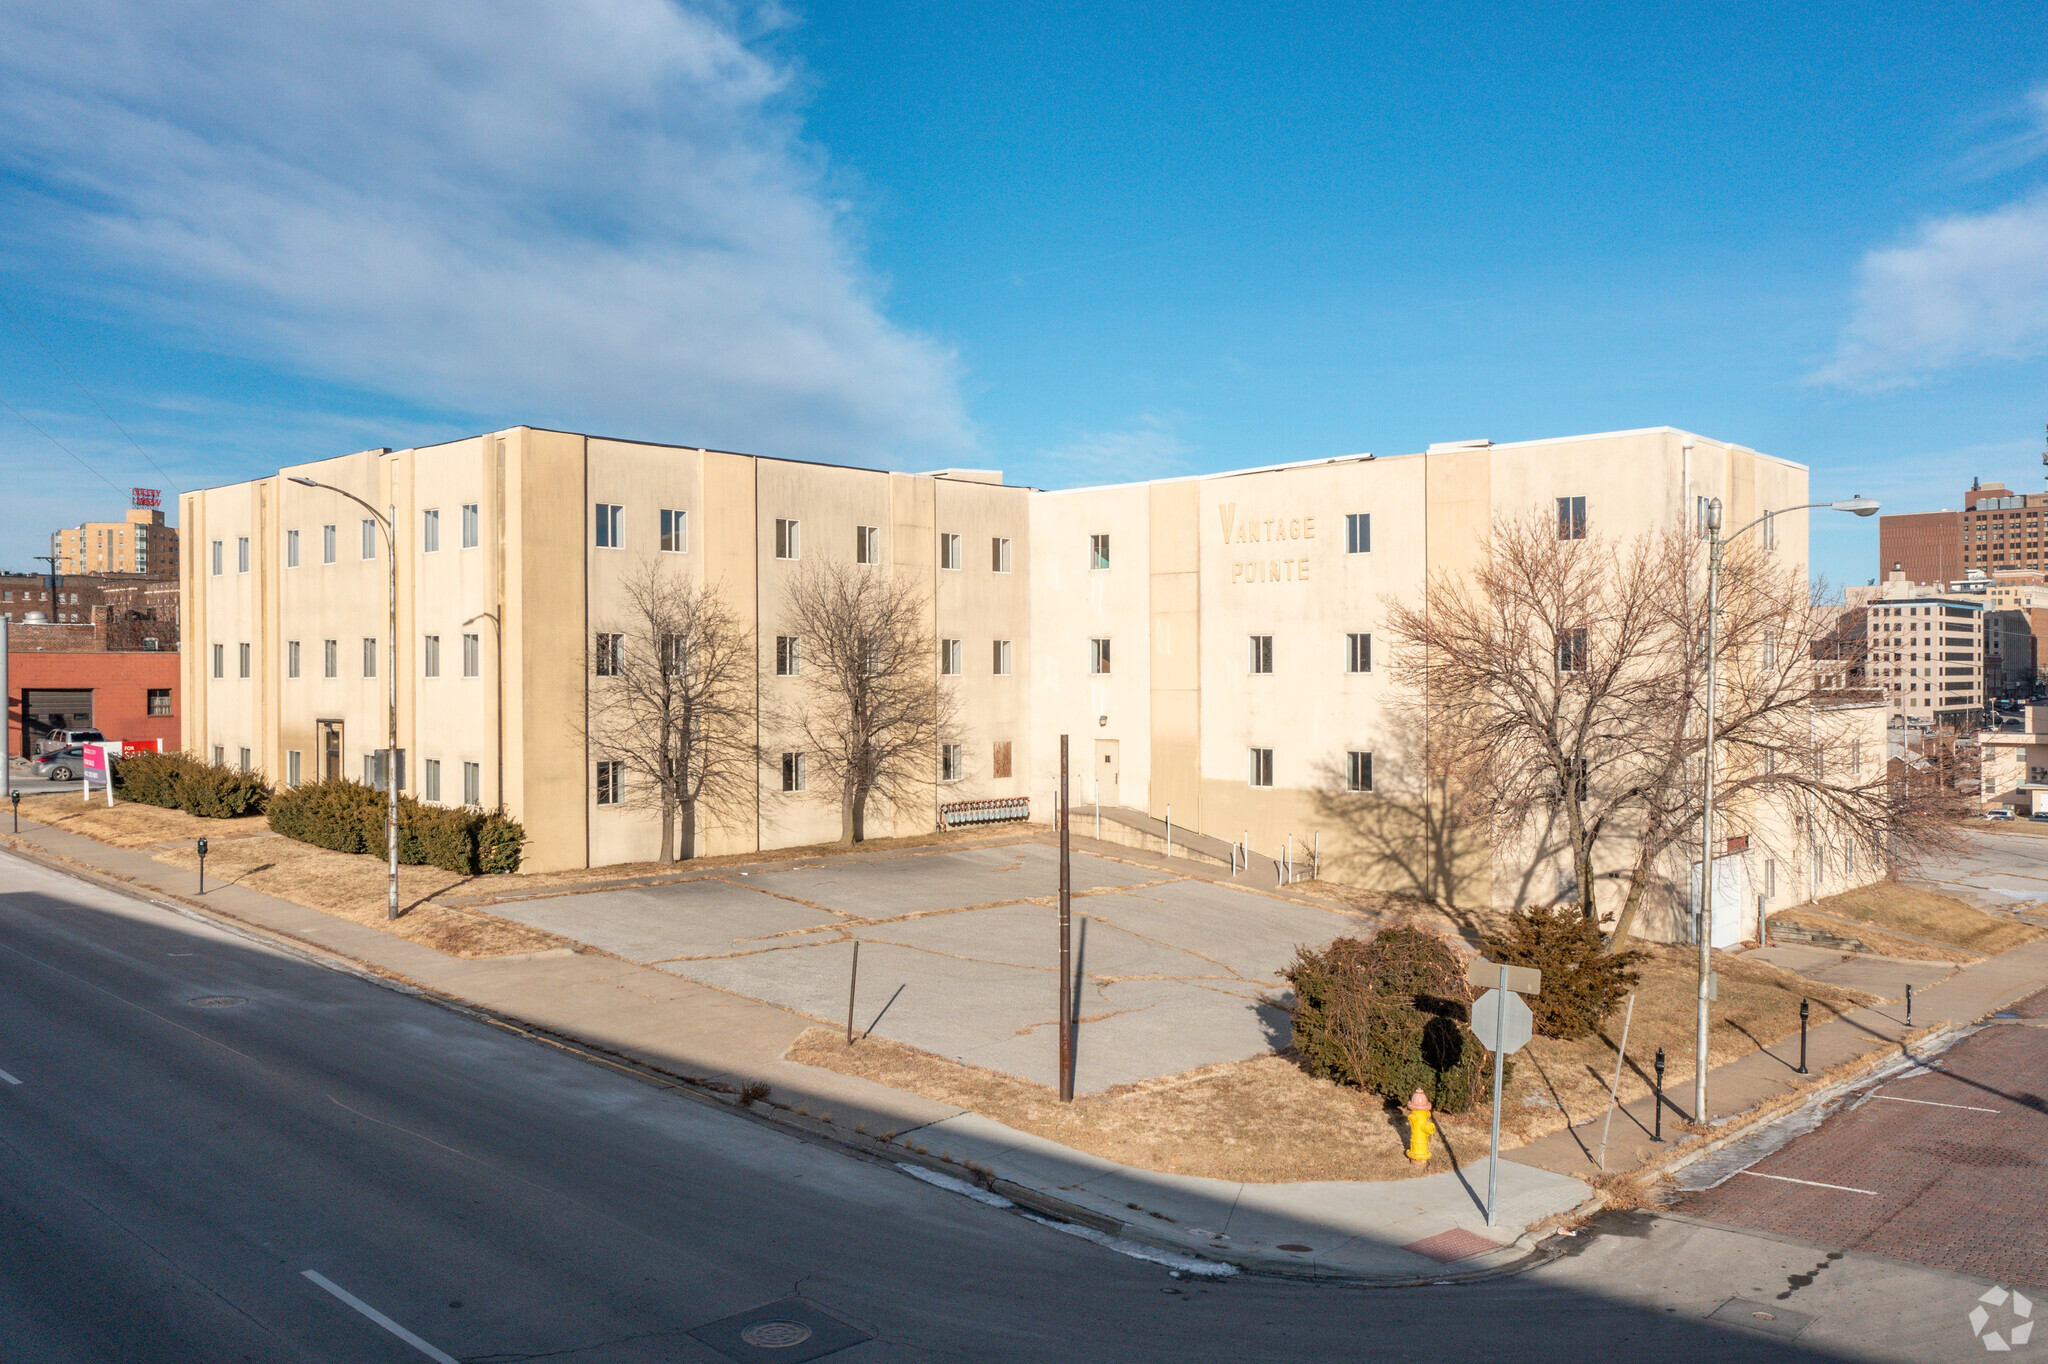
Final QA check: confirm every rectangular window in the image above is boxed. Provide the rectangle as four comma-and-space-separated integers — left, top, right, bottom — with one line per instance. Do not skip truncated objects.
213, 745, 224, 767
1090, 638, 1111, 675
775, 518, 800, 560
148, 688, 172, 717
211, 540, 223, 575
857, 525, 880, 565
237, 536, 250, 572
993, 639, 1012, 675
323, 639, 338, 678
361, 519, 377, 559
424, 758, 441, 803
423, 635, 441, 678
1762, 509, 1777, 552
993, 740, 1012, 779
1557, 627, 1588, 672
940, 638, 962, 676
287, 750, 301, 787
362, 637, 377, 678
238, 642, 251, 679
286, 528, 300, 567
661, 508, 689, 554
463, 761, 481, 807
1557, 496, 1587, 540
322, 524, 337, 564
1249, 635, 1274, 674
1346, 513, 1371, 554
594, 633, 623, 677
992, 537, 1012, 573
212, 643, 224, 679
238, 747, 251, 773
1695, 495, 1712, 539
1765, 859, 1777, 899
596, 759, 624, 805
1249, 747, 1275, 788
462, 503, 479, 549
1090, 534, 1110, 570
422, 508, 440, 553
939, 532, 961, 570
1346, 632, 1373, 674
462, 632, 480, 678
363, 753, 375, 785
1347, 750, 1373, 792
776, 635, 800, 676
781, 751, 806, 792
941, 743, 963, 782
594, 503, 622, 549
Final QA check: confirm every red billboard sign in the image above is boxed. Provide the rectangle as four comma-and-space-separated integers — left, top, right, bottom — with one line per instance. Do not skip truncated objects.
132, 487, 161, 508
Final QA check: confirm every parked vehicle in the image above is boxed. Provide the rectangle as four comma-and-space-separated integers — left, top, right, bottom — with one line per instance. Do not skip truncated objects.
2030, 810, 2048, 823
1986, 808, 2016, 820
32, 745, 88, 782
40, 728, 103, 752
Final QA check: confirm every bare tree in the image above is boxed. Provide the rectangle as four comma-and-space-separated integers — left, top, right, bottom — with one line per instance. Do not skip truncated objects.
586, 560, 755, 861
1378, 511, 1958, 950
777, 558, 954, 842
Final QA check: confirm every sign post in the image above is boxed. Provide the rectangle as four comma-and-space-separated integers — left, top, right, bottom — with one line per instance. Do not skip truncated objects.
1467, 958, 1541, 1226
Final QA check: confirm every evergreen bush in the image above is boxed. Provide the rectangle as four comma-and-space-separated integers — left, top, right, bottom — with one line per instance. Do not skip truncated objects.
113, 750, 193, 810
1285, 925, 1502, 1113
265, 778, 525, 874
475, 813, 525, 874
113, 750, 270, 816
1481, 904, 1648, 1040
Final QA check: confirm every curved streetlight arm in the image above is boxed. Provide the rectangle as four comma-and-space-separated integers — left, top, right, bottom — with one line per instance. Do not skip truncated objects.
1717, 497, 1880, 547
287, 476, 392, 545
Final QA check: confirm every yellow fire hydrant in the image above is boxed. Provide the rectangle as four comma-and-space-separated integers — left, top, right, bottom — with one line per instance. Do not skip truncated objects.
1405, 1089, 1436, 1164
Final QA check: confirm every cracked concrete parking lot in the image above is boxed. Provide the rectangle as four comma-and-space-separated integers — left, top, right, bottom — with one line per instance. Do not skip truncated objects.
477, 839, 1374, 1093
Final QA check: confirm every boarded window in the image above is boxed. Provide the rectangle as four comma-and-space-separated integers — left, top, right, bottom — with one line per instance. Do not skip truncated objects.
993, 740, 1012, 779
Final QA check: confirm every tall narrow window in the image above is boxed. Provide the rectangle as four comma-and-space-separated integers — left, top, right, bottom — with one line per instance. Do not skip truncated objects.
211, 540, 223, 575
362, 637, 378, 678
361, 519, 377, 559
992, 741, 1012, 779
214, 745, 225, 766
322, 524, 337, 564
775, 518, 800, 560
1346, 513, 1371, 554
856, 525, 880, 565
1762, 629, 1778, 668
1557, 496, 1587, 541
940, 638, 962, 676
1249, 635, 1274, 674
463, 761, 481, 807
941, 744, 964, 782
1090, 638, 1111, 674
286, 528, 300, 567
939, 533, 961, 570
1762, 509, 1777, 552
1346, 632, 1373, 674
1090, 534, 1110, 570
238, 642, 251, 679
1249, 747, 1275, 788
287, 750, 301, 787
993, 639, 1012, 676
424, 758, 442, 803
238, 747, 251, 773
462, 503, 479, 548
661, 508, 688, 553
422, 508, 440, 553
1347, 750, 1373, 792
323, 639, 338, 678
212, 643, 224, 678
237, 537, 250, 572
594, 504, 622, 549
423, 634, 441, 678
992, 537, 1012, 573
462, 633, 480, 678
596, 760, 624, 805
1557, 627, 1588, 672
594, 633, 623, 676
781, 752, 806, 792
776, 635, 800, 676
1695, 495, 1711, 540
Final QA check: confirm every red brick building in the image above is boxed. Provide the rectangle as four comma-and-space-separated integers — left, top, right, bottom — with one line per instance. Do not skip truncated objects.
6, 589, 180, 757
1877, 509, 1962, 584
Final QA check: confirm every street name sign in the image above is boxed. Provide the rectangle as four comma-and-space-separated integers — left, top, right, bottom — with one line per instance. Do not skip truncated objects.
1466, 959, 1541, 995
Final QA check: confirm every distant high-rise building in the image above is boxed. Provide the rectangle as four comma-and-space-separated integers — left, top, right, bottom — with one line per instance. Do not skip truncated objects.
1876, 478, 2048, 585
52, 504, 179, 577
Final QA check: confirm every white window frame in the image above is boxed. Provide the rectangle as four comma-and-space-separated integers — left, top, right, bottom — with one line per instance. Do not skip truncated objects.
424, 758, 442, 803
1346, 513, 1370, 554
993, 639, 1012, 676
322, 524, 337, 564
775, 518, 800, 560
362, 637, 378, 678
422, 507, 440, 553
1557, 496, 1587, 541
781, 751, 806, 792
939, 532, 961, 570
287, 640, 302, 680
596, 759, 624, 806
238, 642, 251, 679
1249, 747, 1275, 788
1346, 632, 1372, 674
1090, 638, 1111, 675
423, 634, 441, 678
857, 525, 881, 565
1347, 750, 1373, 792
661, 508, 689, 554
595, 503, 623, 549
940, 638, 962, 676
323, 638, 338, 679
776, 635, 801, 677
361, 519, 377, 560
211, 643, 224, 679
286, 750, 301, 787
211, 540, 223, 576
941, 743, 964, 782
237, 536, 250, 573
463, 761, 482, 807
594, 632, 624, 677
1090, 534, 1110, 570
992, 537, 1012, 573
286, 528, 300, 568
462, 503, 480, 549
462, 632, 480, 678
1249, 635, 1274, 675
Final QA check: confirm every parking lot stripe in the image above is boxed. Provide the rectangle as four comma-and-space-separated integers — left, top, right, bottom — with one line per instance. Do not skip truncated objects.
0, 1069, 20, 1085
1735, 1171, 1878, 1196
301, 1271, 459, 1363
1872, 1094, 1998, 1114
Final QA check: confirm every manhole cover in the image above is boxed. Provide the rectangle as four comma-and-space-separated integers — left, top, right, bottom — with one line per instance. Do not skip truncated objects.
187, 996, 247, 1008
740, 1322, 813, 1348
1708, 1298, 1815, 1339
688, 1299, 869, 1362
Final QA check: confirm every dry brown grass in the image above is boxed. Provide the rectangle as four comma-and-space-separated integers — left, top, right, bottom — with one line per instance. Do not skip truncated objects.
1777, 881, 2041, 960
17, 796, 272, 849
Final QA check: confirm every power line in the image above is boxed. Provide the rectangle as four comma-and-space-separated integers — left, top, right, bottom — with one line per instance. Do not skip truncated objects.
0, 392, 124, 494
0, 293, 184, 495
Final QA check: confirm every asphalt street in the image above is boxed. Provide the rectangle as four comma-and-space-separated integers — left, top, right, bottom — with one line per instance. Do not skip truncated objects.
0, 849, 2019, 1362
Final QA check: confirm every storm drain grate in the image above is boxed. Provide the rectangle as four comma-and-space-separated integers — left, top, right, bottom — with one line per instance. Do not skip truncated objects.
688, 1299, 870, 1362
1707, 1298, 1816, 1339
1401, 1228, 1501, 1263
187, 996, 248, 1008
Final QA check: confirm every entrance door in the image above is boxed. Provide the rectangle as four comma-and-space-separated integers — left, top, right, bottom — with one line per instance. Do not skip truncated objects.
318, 720, 343, 782
1690, 853, 1757, 948
1094, 739, 1119, 807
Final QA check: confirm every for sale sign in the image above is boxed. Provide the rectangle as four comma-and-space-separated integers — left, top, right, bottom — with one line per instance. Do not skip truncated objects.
83, 744, 108, 782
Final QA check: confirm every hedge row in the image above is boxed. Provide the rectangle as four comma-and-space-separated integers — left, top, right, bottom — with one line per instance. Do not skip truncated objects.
113, 750, 271, 818
266, 778, 524, 874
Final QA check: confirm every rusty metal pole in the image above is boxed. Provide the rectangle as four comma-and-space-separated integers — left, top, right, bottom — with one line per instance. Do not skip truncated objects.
1059, 734, 1074, 1102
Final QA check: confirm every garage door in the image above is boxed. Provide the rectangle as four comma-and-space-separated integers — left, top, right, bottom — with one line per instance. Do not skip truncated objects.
22, 689, 92, 753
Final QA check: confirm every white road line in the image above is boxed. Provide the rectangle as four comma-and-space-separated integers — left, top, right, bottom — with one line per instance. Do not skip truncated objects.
301, 1271, 459, 1364
1874, 1094, 1999, 1114
0, 1070, 18, 1085
1736, 1170, 1878, 1196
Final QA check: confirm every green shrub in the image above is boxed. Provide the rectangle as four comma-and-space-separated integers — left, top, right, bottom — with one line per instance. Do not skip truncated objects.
113, 750, 193, 810
113, 750, 269, 817
1285, 925, 1502, 1113
1481, 904, 1648, 1040
266, 778, 525, 874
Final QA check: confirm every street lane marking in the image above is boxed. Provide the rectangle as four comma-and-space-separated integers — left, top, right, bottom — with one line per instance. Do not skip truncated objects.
0, 1070, 18, 1085
1736, 1171, 1877, 1196
301, 1271, 459, 1364
1873, 1094, 1998, 1114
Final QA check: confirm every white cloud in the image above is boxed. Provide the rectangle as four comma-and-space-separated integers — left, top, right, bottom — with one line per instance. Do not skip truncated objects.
1028, 413, 1195, 488
0, 1, 973, 464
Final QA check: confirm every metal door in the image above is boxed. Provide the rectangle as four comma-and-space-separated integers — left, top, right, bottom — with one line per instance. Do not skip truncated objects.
319, 720, 343, 782
1094, 739, 1119, 807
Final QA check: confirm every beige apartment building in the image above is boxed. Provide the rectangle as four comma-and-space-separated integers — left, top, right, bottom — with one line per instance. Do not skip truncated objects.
54, 505, 179, 577
184, 424, 1883, 943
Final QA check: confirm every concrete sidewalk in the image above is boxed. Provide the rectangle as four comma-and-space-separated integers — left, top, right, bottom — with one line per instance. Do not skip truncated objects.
0, 815, 1591, 1281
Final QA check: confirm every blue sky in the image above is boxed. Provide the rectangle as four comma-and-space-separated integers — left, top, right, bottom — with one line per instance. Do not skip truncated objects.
3, 1, 2045, 589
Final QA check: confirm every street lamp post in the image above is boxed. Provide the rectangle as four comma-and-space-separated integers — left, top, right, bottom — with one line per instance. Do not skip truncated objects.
290, 476, 401, 922
1695, 494, 1878, 1123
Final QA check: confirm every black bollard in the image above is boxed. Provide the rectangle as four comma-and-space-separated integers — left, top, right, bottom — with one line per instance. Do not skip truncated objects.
1796, 998, 1810, 1075
1905, 982, 1913, 1027
1652, 1047, 1666, 1142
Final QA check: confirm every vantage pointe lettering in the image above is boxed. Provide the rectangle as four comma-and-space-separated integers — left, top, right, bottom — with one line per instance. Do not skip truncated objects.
1218, 502, 1314, 584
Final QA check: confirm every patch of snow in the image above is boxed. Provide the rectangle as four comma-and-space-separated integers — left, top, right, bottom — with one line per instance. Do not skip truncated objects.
895, 1163, 1014, 1208
1022, 1214, 1239, 1276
